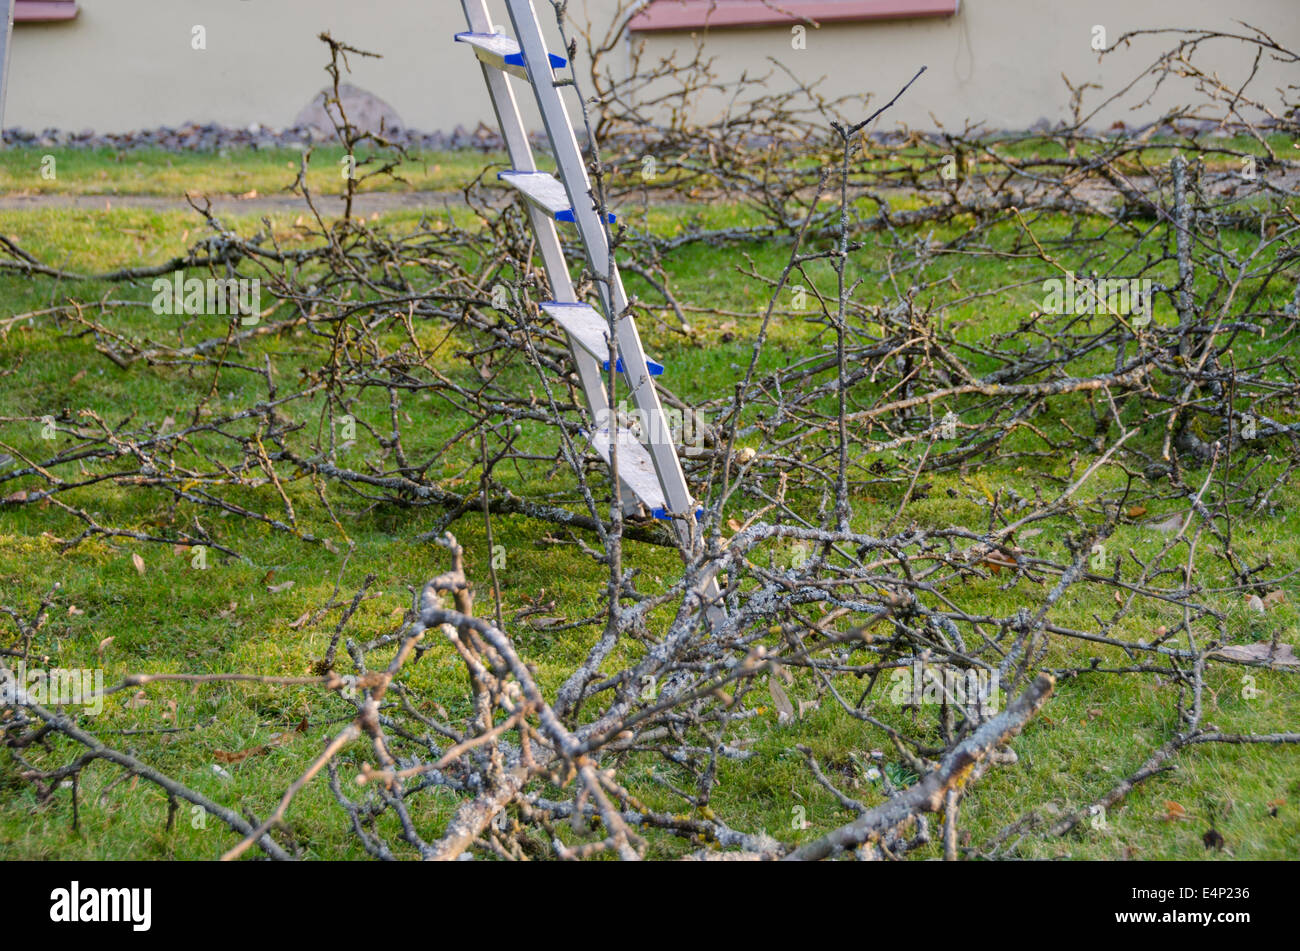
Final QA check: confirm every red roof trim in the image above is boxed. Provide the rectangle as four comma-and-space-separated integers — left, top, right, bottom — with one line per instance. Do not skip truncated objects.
630, 0, 957, 32
15, 1, 79, 23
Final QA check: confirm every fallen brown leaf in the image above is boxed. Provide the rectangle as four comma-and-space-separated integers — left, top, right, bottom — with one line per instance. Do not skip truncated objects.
768, 676, 794, 725
983, 550, 1018, 573
1209, 642, 1300, 668
213, 729, 296, 764
1146, 512, 1184, 534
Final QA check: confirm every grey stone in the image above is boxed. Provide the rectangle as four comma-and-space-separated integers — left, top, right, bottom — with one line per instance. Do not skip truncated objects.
293, 83, 405, 139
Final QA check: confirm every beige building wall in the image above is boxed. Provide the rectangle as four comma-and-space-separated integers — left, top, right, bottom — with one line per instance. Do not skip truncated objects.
5, 0, 565, 133
619, 0, 1300, 131
4, 1, 1296, 134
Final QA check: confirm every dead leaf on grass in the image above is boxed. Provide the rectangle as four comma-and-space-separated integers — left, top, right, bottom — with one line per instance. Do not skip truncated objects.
768, 676, 794, 725
1209, 642, 1299, 668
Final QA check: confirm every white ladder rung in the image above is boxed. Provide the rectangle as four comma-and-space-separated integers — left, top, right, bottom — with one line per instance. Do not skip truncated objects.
540, 302, 663, 376
499, 170, 616, 224
587, 426, 667, 516
454, 31, 566, 81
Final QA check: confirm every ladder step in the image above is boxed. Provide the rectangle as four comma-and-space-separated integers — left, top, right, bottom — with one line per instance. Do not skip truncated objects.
586, 428, 702, 521
539, 302, 664, 376
454, 32, 566, 81
587, 426, 666, 515
499, 171, 616, 224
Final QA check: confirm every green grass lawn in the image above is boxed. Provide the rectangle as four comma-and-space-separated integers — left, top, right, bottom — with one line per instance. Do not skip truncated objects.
0, 145, 508, 198
1, 147, 1296, 860
5, 132, 1285, 200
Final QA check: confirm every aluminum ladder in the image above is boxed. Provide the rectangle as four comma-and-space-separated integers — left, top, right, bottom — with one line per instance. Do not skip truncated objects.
456, 0, 725, 629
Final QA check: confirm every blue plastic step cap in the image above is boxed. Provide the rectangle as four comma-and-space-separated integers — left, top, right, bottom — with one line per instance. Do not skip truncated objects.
652, 507, 706, 522
556, 208, 617, 225
504, 50, 568, 70
604, 357, 664, 377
